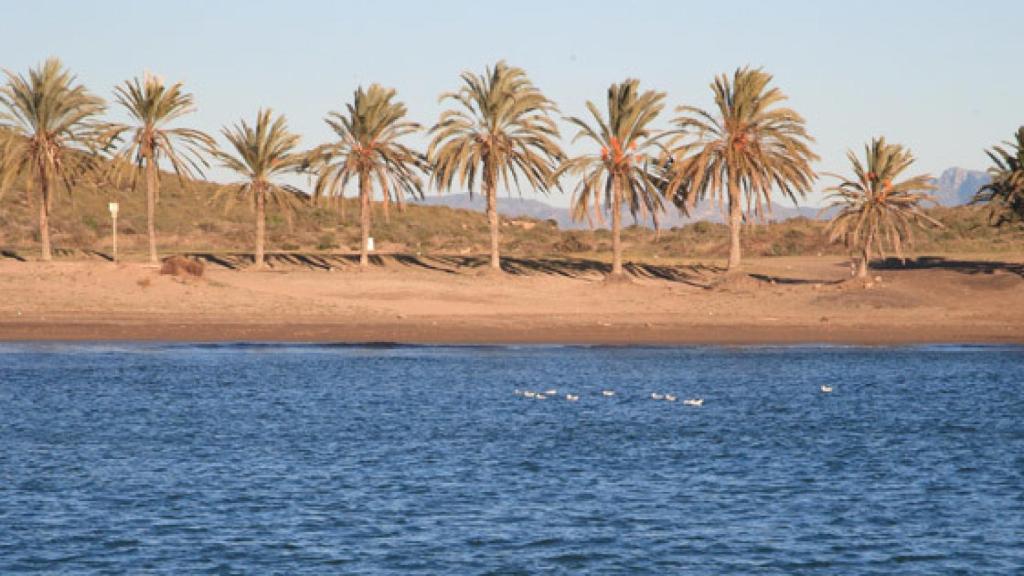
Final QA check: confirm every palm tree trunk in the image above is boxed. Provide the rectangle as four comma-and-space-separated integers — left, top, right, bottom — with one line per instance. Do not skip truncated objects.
254, 186, 266, 270
38, 178, 52, 261
727, 178, 742, 270
485, 176, 500, 271
145, 156, 159, 265
359, 171, 371, 268
36, 157, 54, 262
611, 176, 623, 277
857, 240, 872, 279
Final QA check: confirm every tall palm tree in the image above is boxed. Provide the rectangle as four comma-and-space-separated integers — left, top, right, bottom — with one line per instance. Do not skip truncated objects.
555, 79, 668, 278
822, 137, 940, 278
973, 127, 1024, 225
666, 67, 817, 270
0, 58, 106, 260
429, 61, 563, 271
307, 84, 429, 268
213, 109, 305, 269
109, 72, 214, 264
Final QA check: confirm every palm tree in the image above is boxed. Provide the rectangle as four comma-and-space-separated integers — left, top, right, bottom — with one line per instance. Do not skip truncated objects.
555, 79, 668, 278
429, 61, 563, 271
822, 137, 940, 278
666, 67, 817, 270
0, 128, 14, 192
307, 84, 429, 268
108, 72, 214, 264
974, 127, 1024, 225
213, 109, 305, 269
0, 58, 106, 260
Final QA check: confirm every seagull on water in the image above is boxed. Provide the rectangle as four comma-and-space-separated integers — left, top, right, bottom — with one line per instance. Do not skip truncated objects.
565, 394, 580, 402
651, 393, 665, 401
545, 389, 558, 396
665, 394, 677, 402
683, 398, 704, 407
601, 390, 616, 397
821, 385, 833, 393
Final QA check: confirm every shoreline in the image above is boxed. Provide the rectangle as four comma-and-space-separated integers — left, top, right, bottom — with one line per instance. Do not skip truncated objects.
2, 319, 1022, 346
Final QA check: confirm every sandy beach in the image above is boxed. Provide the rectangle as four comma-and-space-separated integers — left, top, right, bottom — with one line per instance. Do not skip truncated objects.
2, 254, 1021, 345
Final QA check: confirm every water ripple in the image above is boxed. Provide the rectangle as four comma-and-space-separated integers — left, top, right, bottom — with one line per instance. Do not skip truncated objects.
1, 344, 1022, 574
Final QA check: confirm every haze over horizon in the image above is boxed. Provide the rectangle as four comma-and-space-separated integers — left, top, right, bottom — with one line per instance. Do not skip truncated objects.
4, 0, 1021, 207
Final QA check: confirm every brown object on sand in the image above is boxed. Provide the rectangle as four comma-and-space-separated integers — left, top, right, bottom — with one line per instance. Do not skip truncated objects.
160, 255, 204, 278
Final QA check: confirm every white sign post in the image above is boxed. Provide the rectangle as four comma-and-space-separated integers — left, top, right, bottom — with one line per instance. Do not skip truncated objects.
108, 202, 119, 263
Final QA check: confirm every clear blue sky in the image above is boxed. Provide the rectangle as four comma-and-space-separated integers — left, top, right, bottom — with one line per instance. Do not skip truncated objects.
3, 0, 1021, 206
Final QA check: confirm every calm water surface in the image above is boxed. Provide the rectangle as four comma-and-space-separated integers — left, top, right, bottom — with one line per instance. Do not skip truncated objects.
1, 343, 1022, 574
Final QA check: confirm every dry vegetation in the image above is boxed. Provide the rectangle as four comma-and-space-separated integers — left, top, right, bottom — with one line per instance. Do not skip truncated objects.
1, 171, 1023, 264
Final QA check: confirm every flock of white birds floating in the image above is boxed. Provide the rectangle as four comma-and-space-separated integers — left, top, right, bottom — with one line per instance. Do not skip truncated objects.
514, 385, 835, 404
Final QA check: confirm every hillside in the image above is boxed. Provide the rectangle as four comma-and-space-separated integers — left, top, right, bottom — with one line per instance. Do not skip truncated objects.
1, 170, 1021, 263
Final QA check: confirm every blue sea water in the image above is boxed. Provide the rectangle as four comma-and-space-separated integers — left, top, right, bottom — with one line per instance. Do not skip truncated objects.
0, 343, 1022, 574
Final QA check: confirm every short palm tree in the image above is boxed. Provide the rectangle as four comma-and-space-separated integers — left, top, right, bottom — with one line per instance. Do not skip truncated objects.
666, 67, 817, 270
109, 72, 214, 264
429, 61, 563, 271
213, 109, 305, 269
0, 58, 106, 260
555, 79, 668, 278
822, 137, 940, 278
973, 127, 1024, 225
307, 84, 429, 268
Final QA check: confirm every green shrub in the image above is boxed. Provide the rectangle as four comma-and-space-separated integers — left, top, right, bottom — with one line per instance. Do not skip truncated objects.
317, 233, 337, 250
692, 221, 714, 235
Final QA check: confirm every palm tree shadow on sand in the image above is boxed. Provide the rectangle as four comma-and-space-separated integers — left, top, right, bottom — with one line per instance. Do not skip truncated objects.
872, 256, 1024, 278
22, 249, 1019, 285
178, 251, 720, 286
1, 250, 27, 262
400, 254, 719, 287
746, 273, 843, 286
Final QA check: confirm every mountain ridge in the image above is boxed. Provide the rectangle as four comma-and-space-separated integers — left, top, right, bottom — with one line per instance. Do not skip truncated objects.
415, 167, 990, 229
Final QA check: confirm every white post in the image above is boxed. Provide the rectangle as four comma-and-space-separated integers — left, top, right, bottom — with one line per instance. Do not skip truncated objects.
367, 237, 375, 252
108, 202, 119, 263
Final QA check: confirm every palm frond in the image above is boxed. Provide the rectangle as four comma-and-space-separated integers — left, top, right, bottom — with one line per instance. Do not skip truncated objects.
664, 66, 818, 220
0, 57, 107, 199
107, 73, 215, 197
973, 127, 1024, 226
428, 61, 564, 198
823, 137, 941, 262
214, 108, 307, 214
556, 79, 669, 226
308, 83, 429, 212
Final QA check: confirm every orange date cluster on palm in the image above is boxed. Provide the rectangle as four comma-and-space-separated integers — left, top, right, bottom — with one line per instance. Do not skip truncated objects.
730, 132, 751, 152
600, 136, 640, 165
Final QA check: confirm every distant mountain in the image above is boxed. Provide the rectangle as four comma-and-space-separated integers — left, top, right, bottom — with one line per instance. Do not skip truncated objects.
417, 194, 573, 226
416, 167, 989, 229
931, 167, 989, 206
659, 201, 824, 227
416, 193, 823, 230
